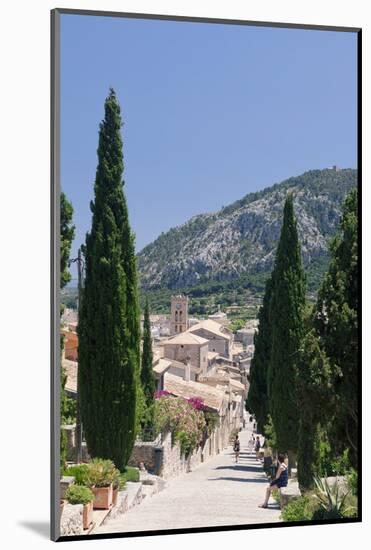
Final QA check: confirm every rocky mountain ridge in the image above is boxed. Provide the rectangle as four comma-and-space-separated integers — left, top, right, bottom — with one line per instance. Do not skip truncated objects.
138, 168, 357, 290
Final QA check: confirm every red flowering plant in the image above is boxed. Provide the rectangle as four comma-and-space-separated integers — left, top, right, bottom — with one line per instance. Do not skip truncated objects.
188, 396, 219, 437
187, 396, 205, 411
154, 396, 206, 456
154, 390, 171, 399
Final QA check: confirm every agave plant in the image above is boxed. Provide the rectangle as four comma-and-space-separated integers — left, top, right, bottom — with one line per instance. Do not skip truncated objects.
312, 476, 356, 519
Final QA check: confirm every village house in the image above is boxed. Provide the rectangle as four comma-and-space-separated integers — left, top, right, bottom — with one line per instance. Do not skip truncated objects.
61, 325, 78, 362
61, 357, 77, 399
160, 332, 209, 376
235, 327, 256, 347
188, 319, 233, 359
208, 310, 228, 325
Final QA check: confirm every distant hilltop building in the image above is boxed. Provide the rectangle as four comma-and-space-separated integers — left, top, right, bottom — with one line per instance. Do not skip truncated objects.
208, 310, 228, 326
170, 294, 189, 335
332, 165, 340, 171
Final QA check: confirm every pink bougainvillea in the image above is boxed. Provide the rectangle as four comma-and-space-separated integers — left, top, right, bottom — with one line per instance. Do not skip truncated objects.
187, 396, 205, 411
154, 390, 171, 399
154, 395, 206, 455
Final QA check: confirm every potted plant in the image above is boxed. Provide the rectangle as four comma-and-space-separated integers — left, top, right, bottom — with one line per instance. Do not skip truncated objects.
87, 458, 116, 510
63, 464, 90, 486
112, 468, 121, 506
65, 485, 94, 530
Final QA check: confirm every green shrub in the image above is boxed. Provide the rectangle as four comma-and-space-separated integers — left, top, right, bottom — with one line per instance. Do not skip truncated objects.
65, 484, 94, 505
318, 438, 333, 476
176, 430, 193, 456
87, 458, 118, 487
120, 466, 140, 483
312, 476, 356, 519
63, 464, 90, 486
281, 496, 313, 522
229, 319, 246, 333
346, 468, 358, 496
204, 411, 219, 436
330, 449, 351, 476
272, 488, 281, 504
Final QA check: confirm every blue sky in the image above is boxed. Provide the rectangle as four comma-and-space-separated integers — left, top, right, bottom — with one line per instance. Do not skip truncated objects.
61, 14, 357, 281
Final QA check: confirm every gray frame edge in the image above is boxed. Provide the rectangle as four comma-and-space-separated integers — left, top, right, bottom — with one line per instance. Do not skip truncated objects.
51, 8, 61, 542
54, 7, 361, 33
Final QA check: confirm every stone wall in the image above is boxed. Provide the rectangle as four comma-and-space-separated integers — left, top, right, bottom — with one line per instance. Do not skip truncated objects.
127, 440, 159, 472
160, 431, 189, 480
60, 503, 83, 536
62, 425, 90, 463
191, 328, 230, 358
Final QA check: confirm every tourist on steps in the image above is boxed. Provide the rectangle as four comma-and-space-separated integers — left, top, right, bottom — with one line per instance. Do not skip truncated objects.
254, 435, 261, 459
259, 454, 288, 508
233, 434, 240, 463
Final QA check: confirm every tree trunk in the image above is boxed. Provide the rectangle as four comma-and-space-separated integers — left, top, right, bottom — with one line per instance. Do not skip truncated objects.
287, 449, 297, 478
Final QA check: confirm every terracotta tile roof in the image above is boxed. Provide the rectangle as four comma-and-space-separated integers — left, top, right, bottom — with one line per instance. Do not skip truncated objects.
164, 373, 225, 412
188, 319, 231, 340
161, 332, 209, 346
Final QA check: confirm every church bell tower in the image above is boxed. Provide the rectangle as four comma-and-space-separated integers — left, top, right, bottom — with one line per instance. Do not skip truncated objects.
170, 295, 189, 335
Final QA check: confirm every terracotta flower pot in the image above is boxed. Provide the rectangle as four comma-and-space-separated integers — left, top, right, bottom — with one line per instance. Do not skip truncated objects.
92, 484, 113, 510
112, 487, 119, 506
83, 501, 94, 530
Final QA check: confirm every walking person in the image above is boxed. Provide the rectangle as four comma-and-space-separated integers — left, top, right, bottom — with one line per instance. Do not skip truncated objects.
254, 435, 261, 459
233, 434, 240, 463
259, 454, 288, 508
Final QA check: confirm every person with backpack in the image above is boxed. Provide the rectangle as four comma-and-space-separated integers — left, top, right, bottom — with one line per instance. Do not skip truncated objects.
233, 434, 240, 463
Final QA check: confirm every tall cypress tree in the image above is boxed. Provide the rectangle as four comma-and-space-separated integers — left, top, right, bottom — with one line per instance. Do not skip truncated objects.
314, 188, 358, 467
268, 195, 306, 462
78, 89, 140, 471
246, 276, 272, 433
296, 324, 332, 489
141, 298, 156, 402
139, 298, 156, 434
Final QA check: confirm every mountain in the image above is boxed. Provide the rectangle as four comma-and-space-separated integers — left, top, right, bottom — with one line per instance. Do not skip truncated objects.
137, 168, 357, 292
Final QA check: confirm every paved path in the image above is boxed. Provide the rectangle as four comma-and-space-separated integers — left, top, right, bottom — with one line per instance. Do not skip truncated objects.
94, 428, 281, 534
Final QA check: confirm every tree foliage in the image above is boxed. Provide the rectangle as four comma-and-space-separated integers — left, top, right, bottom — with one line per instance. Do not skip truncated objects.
78, 89, 140, 471
296, 326, 332, 489
246, 277, 273, 433
60, 192, 75, 290
141, 298, 156, 401
60, 192, 75, 468
314, 188, 358, 467
139, 298, 156, 434
268, 194, 306, 454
